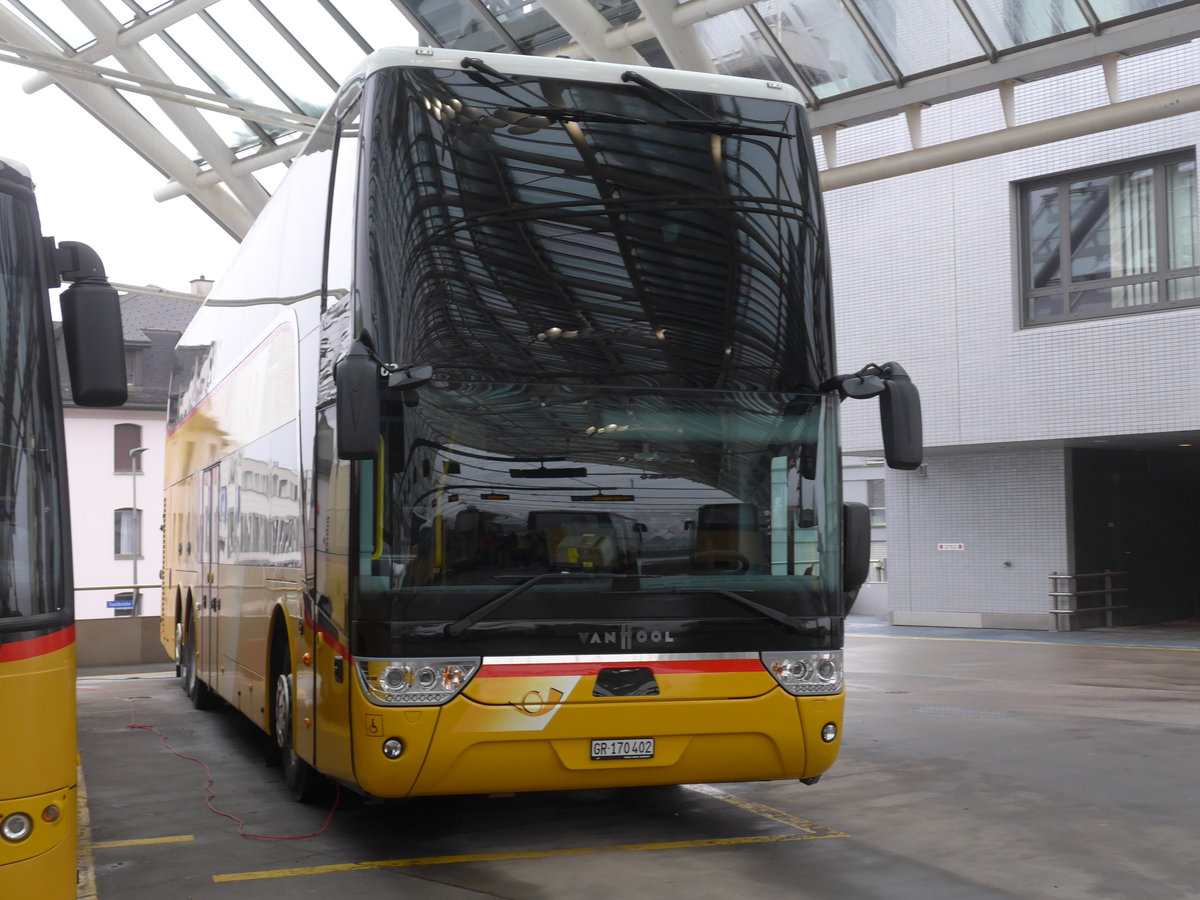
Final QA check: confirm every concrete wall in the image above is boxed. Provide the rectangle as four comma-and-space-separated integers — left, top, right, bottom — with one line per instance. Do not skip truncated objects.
76, 617, 171, 668
886, 447, 1067, 629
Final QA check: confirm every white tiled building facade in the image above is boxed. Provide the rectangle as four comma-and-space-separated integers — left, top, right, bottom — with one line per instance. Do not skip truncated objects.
830, 43, 1200, 629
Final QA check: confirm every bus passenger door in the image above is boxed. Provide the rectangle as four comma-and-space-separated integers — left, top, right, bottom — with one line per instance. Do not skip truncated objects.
199, 465, 221, 692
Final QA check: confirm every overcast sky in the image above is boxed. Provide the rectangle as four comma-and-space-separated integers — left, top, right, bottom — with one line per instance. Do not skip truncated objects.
2, 59, 239, 294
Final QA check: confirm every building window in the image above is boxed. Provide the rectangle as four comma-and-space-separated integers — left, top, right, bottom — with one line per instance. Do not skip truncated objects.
114, 423, 142, 472
111, 591, 135, 618
125, 348, 143, 386
115, 508, 141, 558
867, 479, 886, 526
1020, 153, 1198, 326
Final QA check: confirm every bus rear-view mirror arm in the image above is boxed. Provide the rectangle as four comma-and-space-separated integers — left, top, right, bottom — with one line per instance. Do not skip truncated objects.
826, 362, 923, 471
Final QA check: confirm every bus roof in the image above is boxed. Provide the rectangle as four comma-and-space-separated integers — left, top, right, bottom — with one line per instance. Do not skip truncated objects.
0, 157, 33, 180
344, 46, 806, 106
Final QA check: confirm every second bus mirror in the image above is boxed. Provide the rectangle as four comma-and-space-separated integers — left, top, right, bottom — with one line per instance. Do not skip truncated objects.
879, 363, 923, 471
58, 243, 127, 408
842, 501, 871, 613
335, 341, 381, 460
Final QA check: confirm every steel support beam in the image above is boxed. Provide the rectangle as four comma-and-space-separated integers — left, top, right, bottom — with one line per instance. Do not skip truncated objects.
821, 83, 1200, 191
59, 0, 270, 219
153, 137, 307, 201
1, 42, 314, 132
22, 0, 222, 92
633, 0, 716, 73
539, 0, 647, 64
0, 7, 254, 239
806, 5, 1200, 130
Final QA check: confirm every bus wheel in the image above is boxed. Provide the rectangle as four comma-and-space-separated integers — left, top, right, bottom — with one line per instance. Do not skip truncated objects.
182, 615, 215, 710
273, 666, 321, 803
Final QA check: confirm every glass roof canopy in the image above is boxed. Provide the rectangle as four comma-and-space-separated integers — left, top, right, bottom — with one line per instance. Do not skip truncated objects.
1, 0, 1198, 238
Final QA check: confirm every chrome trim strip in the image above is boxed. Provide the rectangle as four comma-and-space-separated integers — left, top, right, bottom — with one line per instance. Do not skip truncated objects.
480, 652, 761, 665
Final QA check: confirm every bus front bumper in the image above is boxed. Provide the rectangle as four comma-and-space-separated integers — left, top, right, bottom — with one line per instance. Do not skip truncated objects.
348, 689, 844, 798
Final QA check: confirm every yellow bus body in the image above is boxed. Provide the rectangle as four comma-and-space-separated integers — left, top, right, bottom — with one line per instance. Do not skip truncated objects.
347, 661, 842, 798
155, 50, 861, 804
0, 633, 77, 899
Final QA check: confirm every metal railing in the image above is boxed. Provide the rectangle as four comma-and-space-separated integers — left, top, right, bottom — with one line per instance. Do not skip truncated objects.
1048, 570, 1128, 631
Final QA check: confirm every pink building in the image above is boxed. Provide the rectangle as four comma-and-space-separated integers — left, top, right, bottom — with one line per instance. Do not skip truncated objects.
57, 281, 205, 619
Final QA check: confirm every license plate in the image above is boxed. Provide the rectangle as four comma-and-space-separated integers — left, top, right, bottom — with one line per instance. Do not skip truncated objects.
591, 738, 655, 760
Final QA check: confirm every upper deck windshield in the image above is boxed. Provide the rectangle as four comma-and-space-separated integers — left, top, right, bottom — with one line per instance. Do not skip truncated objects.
0, 177, 68, 628
362, 62, 833, 395
352, 384, 841, 655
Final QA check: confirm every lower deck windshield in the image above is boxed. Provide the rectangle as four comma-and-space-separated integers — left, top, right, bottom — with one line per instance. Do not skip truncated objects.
353, 384, 840, 652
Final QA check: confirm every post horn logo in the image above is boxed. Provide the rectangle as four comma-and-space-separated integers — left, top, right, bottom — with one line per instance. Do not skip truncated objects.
510, 687, 565, 717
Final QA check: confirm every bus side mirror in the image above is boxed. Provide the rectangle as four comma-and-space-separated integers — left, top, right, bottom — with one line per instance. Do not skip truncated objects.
335, 340, 381, 460
842, 501, 871, 612
57, 241, 127, 407
878, 363, 922, 471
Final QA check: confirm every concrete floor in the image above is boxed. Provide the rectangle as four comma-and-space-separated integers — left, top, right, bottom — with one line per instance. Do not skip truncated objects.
76, 618, 1200, 899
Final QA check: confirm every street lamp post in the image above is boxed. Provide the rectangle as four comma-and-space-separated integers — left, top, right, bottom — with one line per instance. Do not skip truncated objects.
130, 446, 148, 616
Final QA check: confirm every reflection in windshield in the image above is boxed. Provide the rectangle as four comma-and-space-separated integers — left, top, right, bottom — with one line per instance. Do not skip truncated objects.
365, 64, 833, 396
0, 190, 66, 623
359, 384, 832, 621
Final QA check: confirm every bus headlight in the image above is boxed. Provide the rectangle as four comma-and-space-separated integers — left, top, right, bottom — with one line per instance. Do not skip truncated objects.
1, 812, 33, 842
761, 650, 843, 696
357, 657, 480, 706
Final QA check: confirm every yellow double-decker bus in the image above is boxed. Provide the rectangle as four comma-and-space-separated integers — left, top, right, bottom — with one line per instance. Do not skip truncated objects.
160, 48, 921, 803
0, 157, 126, 896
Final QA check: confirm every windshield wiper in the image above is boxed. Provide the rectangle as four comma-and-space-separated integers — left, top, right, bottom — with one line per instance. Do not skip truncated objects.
660, 119, 791, 138
665, 588, 822, 635
444, 572, 646, 638
506, 105, 648, 126
444, 577, 822, 639
620, 70, 790, 138
460, 56, 538, 103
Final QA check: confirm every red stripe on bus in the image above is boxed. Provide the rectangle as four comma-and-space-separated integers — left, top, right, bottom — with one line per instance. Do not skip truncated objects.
319, 627, 348, 658
477, 658, 762, 678
0, 625, 75, 663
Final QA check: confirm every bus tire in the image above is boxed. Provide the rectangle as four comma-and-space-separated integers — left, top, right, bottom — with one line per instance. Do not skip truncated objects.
182, 614, 216, 710
272, 661, 321, 803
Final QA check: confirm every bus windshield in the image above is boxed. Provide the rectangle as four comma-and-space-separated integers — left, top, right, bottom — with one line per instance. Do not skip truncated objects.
363, 62, 832, 396
353, 383, 840, 654
0, 185, 68, 626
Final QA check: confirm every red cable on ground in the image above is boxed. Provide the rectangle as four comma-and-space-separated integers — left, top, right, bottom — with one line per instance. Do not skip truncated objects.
80, 686, 340, 840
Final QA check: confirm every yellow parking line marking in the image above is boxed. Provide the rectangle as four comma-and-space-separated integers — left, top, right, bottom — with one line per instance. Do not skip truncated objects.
77, 764, 97, 900
77, 671, 176, 680
683, 783, 849, 837
214, 832, 845, 883
851, 634, 1200, 652
93, 835, 195, 849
